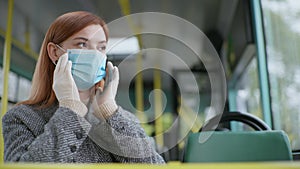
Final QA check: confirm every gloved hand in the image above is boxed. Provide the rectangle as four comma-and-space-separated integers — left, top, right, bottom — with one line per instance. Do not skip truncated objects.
92, 61, 119, 119
53, 53, 88, 117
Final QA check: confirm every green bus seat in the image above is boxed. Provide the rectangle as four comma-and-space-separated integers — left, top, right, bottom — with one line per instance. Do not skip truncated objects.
183, 130, 292, 162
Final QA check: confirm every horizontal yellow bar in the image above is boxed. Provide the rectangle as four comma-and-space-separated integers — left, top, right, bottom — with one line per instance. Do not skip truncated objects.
0, 28, 38, 60
0, 162, 299, 169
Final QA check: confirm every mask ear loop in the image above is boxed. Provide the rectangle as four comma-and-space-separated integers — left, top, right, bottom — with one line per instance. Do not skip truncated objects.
52, 60, 58, 66
53, 44, 67, 66
94, 58, 109, 93
55, 44, 66, 52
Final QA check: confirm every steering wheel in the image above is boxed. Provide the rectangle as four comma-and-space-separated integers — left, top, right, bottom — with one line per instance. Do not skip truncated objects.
199, 111, 271, 132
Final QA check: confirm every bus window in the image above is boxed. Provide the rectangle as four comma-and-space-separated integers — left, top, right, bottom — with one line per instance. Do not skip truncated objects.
229, 57, 263, 131
235, 57, 262, 118
261, 0, 300, 150
17, 77, 31, 102
0, 67, 18, 102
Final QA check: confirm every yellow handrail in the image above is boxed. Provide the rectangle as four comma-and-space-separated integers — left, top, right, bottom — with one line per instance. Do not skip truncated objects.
0, 28, 38, 60
118, 0, 146, 123
1, 0, 14, 163
154, 67, 164, 147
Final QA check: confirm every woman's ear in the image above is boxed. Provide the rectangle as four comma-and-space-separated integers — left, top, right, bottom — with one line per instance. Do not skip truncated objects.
47, 42, 60, 63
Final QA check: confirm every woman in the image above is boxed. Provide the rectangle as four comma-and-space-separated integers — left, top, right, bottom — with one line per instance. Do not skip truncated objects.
2, 11, 165, 163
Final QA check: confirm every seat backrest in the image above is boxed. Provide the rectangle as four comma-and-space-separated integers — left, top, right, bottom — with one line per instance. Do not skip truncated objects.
183, 130, 292, 162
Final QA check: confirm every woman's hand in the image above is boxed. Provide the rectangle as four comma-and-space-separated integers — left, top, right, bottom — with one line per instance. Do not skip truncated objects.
53, 53, 87, 116
92, 61, 119, 119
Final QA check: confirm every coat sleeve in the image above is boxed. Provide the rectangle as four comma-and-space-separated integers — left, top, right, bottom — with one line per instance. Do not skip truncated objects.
2, 105, 91, 162
89, 107, 165, 164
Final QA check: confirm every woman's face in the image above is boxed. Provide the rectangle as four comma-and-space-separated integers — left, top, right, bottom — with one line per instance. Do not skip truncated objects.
58, 24, 107, 55
52, 24, 108, 95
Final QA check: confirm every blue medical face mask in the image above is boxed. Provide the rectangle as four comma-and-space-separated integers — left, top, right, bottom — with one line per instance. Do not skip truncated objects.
67, 49, 107, 91
55, 45, 107, 91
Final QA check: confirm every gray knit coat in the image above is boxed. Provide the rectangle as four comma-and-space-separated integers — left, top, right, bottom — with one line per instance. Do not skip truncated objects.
2, 104, 165, 163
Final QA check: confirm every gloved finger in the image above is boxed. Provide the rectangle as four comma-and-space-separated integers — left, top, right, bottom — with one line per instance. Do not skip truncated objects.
65, 60, 72, 75
55, 53, 68, 73
54, 54, 63, 74
112, 66, 119, 82
94, 85, 105, 101
106, 61, 114, 84
60, 53, 69, 72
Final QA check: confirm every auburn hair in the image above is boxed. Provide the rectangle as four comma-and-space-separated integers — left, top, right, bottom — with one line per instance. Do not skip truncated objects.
19, 11, 109, 108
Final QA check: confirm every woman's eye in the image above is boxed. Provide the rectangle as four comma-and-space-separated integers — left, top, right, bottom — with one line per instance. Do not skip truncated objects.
78, 42, 87, 48
98, 46, 106, 51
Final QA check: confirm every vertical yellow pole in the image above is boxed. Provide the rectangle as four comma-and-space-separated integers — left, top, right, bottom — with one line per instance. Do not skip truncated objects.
1, 0, 14, 163
135, 48, 145, 121
154, 67, 164, 147
135, 35, 145, 122
24, 18, 30, 51
118, 0, 145, 122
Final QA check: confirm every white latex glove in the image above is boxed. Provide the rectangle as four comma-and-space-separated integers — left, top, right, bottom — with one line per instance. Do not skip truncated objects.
92, 61, 119, 119
53, 53, 87, 117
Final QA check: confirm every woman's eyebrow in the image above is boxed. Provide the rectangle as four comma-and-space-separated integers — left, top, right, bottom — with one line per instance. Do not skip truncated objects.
73, 37, 106, 44
73, 37, 88, 41
99, 40, 107, 44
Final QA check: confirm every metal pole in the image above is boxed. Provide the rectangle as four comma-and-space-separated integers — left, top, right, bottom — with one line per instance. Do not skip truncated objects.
118, 0, 146, 122
154, 67, 164, 147
1, 0, 14, 163
251, 0, 273, 128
